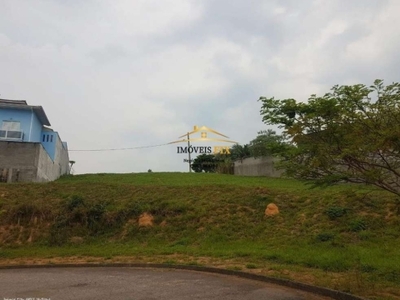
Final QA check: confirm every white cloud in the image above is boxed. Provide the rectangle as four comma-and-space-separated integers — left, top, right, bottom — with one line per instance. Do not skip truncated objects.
345, 0, 400, 62
272, 6, 287, 16
110, 0, 203, 37
1, 0, 399, 174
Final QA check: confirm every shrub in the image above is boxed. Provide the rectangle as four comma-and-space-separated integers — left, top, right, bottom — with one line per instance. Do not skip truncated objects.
65, 195, 85, 212
87, 202, 107, 232
325, 207, 347, 220
349, 218, 367, 232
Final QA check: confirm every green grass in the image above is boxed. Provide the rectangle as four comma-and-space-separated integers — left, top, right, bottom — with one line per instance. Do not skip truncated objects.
57, 172, 305, 188
0, 172, 399, 299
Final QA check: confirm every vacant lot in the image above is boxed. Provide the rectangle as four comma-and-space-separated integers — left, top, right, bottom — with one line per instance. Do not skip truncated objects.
0, 173, 399, 299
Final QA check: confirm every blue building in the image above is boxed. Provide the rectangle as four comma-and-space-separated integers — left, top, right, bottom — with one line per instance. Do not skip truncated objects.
0, 99, 69, 182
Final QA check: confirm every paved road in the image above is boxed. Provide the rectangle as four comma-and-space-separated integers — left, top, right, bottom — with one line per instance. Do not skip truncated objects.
0, 267, 330, 300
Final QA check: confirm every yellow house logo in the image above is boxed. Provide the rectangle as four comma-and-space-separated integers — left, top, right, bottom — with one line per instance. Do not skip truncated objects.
169, 125, 237, 155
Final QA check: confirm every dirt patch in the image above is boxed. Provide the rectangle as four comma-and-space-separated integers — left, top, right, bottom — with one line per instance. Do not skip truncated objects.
265, 203, 279, 216
138, 213, 154, 227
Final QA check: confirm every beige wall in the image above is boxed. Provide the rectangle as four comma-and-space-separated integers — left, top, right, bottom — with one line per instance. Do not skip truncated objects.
36, 134, 69, 181
234, 156, 284, 177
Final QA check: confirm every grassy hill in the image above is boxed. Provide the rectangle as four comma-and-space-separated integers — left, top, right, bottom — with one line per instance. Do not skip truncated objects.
0, 173, 399, 299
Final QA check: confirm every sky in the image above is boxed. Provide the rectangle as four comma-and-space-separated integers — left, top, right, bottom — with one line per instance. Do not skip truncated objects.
1, 0, 399, 174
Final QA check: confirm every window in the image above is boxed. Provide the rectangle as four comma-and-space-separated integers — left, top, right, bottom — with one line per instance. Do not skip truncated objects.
2, 121, 20, 131
0, 121, 23, 140
43, 135, 46, 142
50, 135, 53, 142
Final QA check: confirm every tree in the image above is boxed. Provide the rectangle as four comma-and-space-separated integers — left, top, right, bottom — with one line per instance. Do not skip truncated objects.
228, 131, 288, 162
259, 79, 400, 198
230, 143, 251, 162
248, 129, 289, 158
191, 154, 219, 173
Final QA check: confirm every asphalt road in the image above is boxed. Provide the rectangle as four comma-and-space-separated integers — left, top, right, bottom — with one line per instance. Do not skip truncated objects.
0, 267, 330, 300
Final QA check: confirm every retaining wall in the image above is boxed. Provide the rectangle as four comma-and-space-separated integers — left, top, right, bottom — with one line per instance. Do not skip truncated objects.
0, 141, 69, 182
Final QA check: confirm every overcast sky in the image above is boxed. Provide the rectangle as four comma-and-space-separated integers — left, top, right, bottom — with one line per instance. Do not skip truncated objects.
1, 0, 399, 174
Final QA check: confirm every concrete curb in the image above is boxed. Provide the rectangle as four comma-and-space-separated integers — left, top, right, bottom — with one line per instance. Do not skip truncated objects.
0, 263, 368, 300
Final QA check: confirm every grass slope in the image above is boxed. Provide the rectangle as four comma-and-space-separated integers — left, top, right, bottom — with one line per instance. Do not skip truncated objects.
0, 173, 399, 299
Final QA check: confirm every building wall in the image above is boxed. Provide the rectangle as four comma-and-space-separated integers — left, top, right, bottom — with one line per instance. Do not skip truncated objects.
0, 141, 69, 182
35, 134, 69, 181
0, 142, 40, 182
53, 132, 69, 176
40, 131, 58, 160
36, 144, 60, 182
234, 156, 284, 177
0, 108, 42, 142
30, 112, 43, 142
58, 140, 70, 176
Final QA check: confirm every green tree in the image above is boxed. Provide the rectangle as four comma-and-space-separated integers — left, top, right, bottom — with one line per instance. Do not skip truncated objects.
230, 143, 251, 162
191, 154, 219, 173
259, 79, 400, 198
248, 129, 289, 158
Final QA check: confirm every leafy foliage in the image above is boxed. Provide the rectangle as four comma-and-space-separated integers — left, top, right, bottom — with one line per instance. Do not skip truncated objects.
227, 130, 289, 163
259, 79, 400, 197
229, 144, 251, 161
191, 154, 220, 173
325, 207, 347, 220
349, 218, 367, 232
248, 129, 291, 158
